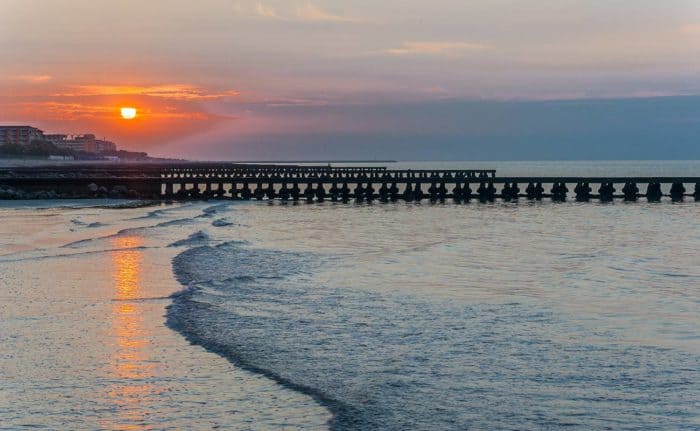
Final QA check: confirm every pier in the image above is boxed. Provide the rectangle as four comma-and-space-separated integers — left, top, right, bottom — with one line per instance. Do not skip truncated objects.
1, 163, 699, 202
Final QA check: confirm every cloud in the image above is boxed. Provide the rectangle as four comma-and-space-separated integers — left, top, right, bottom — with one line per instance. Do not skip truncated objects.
255, 2, 281, 19
680, 24, 700, 34
22, 101, 114, 119
254, 1, 360, 23
383, 41, 487, 57
263, 97, 330, 107
55, 84, 239, 100
295, 2, 359, 23
17, 101, 221, 121
16, 74, 52, 83
5, 82, 239, 124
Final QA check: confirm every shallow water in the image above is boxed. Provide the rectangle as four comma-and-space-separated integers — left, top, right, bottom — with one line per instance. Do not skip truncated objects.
169, 199, 700, 430
0, 201, 330, 430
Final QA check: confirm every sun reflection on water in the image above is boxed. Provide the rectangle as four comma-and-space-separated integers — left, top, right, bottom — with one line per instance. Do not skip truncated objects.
105, 236, 157, 429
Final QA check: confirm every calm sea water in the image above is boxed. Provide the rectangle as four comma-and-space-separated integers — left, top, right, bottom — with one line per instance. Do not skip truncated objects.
169, 161, 700, 430
2, 161, 699, 430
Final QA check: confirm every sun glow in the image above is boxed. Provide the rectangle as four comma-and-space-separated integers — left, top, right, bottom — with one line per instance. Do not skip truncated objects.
120, 107, 137, 119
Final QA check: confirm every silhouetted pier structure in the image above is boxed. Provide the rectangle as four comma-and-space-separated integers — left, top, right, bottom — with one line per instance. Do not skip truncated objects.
1, 163, 699, 202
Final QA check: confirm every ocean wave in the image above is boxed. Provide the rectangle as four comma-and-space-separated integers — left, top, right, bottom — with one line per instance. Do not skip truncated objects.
166, 236, 700, 431
195, 203, 233, 219
168, 231, 210, 248
165, 201, 700, 430
60, 215, 195, 249
127, 203, 196, 220
60, 226, 152, 248
155, 217, 196, 228
0, 246, 153, 263
212, 218, 234, 227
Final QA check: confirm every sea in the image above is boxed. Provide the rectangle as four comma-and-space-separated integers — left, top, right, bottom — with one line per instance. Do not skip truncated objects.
1, 161, 699, 430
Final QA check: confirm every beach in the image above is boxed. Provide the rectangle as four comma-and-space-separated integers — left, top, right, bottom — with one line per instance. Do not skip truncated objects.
4, 0, 700, 427
1, 161, 699, 430
0, 201, 330, 430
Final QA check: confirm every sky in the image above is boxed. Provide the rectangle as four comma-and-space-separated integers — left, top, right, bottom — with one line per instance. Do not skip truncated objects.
0, 0, 699, 160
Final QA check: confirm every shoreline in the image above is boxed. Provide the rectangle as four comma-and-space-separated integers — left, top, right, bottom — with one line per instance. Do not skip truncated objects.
3, 189, 699, 429
155, 196, 700, 430
0, 200, 331, 429
166, 290, 344, 429
167, 242, 346, 430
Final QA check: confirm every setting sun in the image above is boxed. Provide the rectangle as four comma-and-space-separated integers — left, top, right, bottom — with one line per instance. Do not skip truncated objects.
120, 107, 137, 120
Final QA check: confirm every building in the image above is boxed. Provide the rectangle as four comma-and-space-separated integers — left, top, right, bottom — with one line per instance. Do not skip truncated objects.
0, 126, 45, 146
47, 134, 98, 153
44, 134, 68, 144
5, 126, 120, 154
95, 139, 117, 153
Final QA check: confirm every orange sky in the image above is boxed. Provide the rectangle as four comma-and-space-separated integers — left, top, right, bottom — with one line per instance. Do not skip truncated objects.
0, 80, 239, 151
